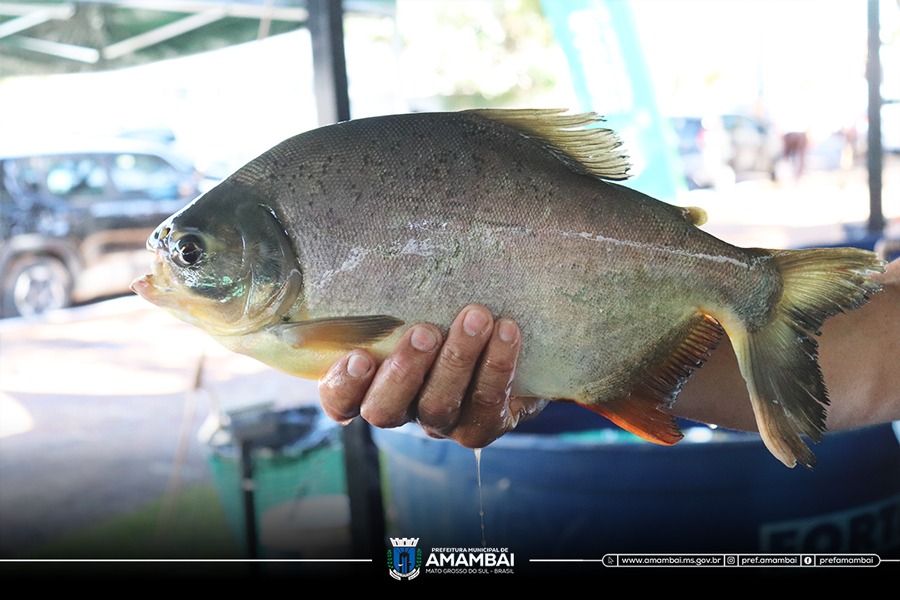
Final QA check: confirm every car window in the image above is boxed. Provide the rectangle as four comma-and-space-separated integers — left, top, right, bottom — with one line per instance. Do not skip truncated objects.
5, 155, 108, 201
110, 153, 185, 199
47, 156, 108, 198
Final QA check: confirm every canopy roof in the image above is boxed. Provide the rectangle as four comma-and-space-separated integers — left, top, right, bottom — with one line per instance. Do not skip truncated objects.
0, 0, 388, 78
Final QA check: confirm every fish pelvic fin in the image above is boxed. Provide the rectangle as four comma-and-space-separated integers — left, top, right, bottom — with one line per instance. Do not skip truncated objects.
577, 313, 724, 445
467, 108, 632, 181
727, 248, 884, 469
275, 315, 405, 350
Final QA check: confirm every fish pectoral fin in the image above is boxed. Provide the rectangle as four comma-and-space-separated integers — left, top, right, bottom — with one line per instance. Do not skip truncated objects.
575, 312, 725, 446
275, 315, 404, 350
576, 396, 683, 445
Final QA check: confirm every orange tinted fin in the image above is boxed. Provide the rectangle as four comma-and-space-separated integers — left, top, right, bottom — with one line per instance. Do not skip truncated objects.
576, 395, 683, 445
276, 315, 404, 350
633, 312, 724, 403
576, 312, 724, 445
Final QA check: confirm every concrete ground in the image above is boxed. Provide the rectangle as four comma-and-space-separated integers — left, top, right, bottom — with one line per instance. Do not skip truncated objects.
0, 296, 322, 558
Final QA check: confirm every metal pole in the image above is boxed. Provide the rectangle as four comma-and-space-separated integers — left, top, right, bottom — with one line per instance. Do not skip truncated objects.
238, 440, 258, 560
867, 0, 885, 235
341, 418, 387, 568
307, 0, 385, 568
308, 0, 351, 124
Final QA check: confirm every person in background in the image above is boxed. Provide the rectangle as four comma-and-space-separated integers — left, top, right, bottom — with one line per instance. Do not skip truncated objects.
318, 258, 900, 449
772, 94, 813, 182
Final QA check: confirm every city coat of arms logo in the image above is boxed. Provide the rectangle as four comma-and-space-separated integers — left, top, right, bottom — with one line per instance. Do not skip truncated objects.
388, 537, 422, 580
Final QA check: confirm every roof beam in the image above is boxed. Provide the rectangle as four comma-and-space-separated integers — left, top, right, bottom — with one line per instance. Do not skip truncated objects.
0, 3, 76, 18
113, 1, 307, 22
0, 4, 75, 40
102, 8, 228, 60
4, 36, 100, 63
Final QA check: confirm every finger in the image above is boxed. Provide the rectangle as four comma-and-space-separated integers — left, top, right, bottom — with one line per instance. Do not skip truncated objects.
359, 324, 442, 429
318, 351, 376, 424
415, 305, 494, 435
451, 318, 522, 448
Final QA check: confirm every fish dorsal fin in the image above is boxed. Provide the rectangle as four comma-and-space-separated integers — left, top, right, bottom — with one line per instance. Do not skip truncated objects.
468, 108, 631, 181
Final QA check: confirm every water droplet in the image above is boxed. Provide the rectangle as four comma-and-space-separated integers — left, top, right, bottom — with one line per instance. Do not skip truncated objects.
474, 447, 486, 547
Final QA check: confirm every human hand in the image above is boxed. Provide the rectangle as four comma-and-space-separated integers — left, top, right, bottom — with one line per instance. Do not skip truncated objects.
318, 304, 547, 448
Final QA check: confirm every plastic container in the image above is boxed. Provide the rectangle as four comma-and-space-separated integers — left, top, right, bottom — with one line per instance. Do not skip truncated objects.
205, 404, 348, 557
373, 403, 900, 563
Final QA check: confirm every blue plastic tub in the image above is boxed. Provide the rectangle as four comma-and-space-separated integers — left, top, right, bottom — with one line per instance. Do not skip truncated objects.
373, 403, 900, 561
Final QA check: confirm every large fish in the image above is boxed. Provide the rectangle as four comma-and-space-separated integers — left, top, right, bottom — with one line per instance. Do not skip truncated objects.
132, 109, 883, 468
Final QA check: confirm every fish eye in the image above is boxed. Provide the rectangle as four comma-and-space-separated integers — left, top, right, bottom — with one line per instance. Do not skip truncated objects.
172, 234, 205, 268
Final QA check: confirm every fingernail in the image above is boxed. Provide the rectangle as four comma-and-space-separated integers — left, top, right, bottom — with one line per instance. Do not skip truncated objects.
463, 308, 490, 336
410, 326, 438, 352
498, 319, 518, 344
347, 353, 371, 378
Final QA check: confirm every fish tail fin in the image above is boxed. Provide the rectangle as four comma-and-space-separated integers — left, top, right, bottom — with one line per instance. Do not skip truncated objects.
727, 247, 884, 468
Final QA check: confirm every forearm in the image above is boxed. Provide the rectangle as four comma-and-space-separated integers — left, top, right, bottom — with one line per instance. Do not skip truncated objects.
673, 258, 900, 432
819, 259, 900, 430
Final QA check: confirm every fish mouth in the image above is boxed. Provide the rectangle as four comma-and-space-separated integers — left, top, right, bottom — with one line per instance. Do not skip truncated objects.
130, 271, 202, 326
131, 249, 170, 300
131, 260, 172, 302
130, 273, 158, 301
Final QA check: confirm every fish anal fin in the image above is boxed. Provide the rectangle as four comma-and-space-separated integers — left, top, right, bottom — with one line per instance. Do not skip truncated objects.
575, 313, 724, 445
575, 396, 683, 446
633, 312, 724, 407
275, 315, 404, 350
